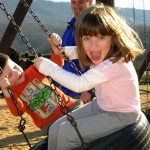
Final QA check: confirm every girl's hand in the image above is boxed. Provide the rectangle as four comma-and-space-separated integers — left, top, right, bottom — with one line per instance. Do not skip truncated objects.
33, 57, 44, 70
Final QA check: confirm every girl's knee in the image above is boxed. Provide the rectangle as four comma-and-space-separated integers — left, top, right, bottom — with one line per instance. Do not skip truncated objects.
56, 122, 81, 150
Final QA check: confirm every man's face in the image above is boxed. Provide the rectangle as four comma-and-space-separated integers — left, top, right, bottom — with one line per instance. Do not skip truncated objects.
71, 0, 90, 18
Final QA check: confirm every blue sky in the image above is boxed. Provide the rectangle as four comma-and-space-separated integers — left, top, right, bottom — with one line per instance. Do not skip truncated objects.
46, 0, 150, 10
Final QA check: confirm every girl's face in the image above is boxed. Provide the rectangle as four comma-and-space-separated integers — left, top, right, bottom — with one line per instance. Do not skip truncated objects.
82, 34, 112, 65
3, 59, 25, 87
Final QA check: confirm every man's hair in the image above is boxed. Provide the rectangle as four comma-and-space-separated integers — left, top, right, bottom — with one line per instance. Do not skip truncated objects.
0, 53, 9, 69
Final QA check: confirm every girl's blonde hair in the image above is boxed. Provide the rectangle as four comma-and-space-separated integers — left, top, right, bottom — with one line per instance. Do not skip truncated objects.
75, 4, 144, 70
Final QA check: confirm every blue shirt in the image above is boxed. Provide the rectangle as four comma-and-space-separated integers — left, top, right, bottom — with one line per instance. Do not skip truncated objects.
60, 17, 89, 98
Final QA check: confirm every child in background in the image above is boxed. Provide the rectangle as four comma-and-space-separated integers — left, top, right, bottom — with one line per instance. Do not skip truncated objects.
33, 4, 144, 150
0, 53, 81, 135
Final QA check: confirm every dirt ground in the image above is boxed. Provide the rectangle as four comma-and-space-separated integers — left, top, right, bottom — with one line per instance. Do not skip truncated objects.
0, 92, 149, 150
140, 91, 150, 111
0, 97, 45, 150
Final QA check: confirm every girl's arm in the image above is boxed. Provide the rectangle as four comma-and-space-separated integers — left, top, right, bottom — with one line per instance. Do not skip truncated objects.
33, 57, 108, 92
64, 46, 78, 60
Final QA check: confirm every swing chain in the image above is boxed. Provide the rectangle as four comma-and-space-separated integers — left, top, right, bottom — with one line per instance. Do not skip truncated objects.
0, 2, 38, 57
0, 67, 32, 148
132, 0, 136, 31
20, 0, 51, 37
8, 89, 32, 148
48, 77, 88, 148
68, 60, 82, 75
21, 0, 83, 76
142, 0, 147, 48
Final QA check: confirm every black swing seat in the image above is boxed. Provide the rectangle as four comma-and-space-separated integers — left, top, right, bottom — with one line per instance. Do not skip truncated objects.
31, 112, 150, 150
74, 112, 150, 150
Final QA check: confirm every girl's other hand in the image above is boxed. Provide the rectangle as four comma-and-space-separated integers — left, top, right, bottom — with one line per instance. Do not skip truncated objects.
33, 57, 44, 70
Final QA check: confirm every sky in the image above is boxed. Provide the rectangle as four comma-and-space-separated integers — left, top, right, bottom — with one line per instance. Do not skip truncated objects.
46, 0, 150, 10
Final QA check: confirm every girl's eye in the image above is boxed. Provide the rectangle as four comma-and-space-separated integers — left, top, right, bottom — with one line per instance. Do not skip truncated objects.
83, 36, 90, 41
98, 36, 105, 40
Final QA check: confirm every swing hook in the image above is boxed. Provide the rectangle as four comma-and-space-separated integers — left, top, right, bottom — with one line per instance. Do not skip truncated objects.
18, 117, 26, 132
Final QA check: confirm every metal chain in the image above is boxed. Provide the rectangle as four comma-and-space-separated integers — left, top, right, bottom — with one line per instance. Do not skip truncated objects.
132, 0, 136, 31
142, 0, 149, 110
20, 0, 82, 76
142, 0, 147, 49
21, 0, 51, 37
132, 0, 140, 73
47, 77, 88, 148
0, 67, 32, 148
7, 89, 32, 149
0, 1, 87, 147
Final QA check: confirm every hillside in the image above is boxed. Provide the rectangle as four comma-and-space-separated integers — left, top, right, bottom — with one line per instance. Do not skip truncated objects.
0, 0, 150, 54
0, 0, 73, 54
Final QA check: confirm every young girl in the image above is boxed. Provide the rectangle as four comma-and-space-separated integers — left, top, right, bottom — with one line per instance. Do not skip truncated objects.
33, 4, 144, 150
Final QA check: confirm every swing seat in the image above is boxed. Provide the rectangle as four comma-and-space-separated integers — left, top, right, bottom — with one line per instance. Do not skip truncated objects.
31, 112, 150, 150
74, 112, 150, 150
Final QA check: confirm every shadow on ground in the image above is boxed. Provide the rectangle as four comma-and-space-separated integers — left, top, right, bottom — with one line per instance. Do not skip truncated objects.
0, 130, 45, 148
